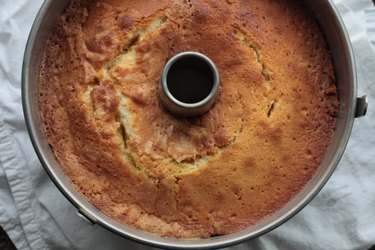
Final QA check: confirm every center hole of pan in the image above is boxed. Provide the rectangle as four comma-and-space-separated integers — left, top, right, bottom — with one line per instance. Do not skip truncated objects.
166, 55, 214, 104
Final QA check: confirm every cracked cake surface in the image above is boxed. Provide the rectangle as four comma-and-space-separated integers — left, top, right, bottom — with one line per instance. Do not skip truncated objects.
39, 0, 339, 238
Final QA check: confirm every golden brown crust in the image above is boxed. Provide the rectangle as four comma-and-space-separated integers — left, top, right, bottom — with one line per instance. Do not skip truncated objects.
40, 0, 339, 238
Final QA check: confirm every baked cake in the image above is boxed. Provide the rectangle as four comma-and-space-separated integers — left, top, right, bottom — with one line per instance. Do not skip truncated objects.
39, 0, 339, 238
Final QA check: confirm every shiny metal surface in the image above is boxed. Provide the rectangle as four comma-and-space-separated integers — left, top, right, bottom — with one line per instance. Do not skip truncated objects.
159, 52, 220, 117
22, 0, 362, 249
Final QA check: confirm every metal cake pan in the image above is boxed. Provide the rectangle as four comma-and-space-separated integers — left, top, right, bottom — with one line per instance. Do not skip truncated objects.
22, 0, 367, 249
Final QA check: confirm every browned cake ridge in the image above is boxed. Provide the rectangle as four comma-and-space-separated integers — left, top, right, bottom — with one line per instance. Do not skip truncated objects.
39, 0, 339, 238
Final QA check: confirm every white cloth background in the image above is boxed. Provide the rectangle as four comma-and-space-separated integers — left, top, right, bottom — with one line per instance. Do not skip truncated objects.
0, 0, 374, 249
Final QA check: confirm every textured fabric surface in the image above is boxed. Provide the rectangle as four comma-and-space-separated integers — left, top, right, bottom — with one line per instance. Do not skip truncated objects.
0, 1, 374, 249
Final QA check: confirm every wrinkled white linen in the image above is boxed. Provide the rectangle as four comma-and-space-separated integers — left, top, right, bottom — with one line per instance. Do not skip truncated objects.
0, 1, 374, 249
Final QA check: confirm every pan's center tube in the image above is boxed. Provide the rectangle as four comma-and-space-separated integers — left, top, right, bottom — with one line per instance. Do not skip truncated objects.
159, 52, 220, 117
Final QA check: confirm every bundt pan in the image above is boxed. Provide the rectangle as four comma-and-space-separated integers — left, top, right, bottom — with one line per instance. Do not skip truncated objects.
22, 0, 368, 249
